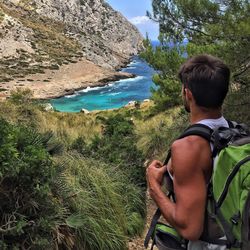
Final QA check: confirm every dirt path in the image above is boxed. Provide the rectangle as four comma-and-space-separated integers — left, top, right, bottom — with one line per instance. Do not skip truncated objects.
128, 196, 157, 250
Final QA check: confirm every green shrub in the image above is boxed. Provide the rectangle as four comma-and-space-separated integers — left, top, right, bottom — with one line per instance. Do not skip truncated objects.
0, 114, 147, 249
72, 114, 146, 187
9, 88, 33, 105
0, 118, 66, 249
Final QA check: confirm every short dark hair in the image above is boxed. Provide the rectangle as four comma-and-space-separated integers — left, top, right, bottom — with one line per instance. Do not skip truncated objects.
178, 54, 230, 108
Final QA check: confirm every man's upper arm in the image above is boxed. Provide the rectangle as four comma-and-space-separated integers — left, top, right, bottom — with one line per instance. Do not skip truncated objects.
170, 136, 210, 240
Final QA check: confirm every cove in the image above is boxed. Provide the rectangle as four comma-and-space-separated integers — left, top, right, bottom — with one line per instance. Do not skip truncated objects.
50, 56, 156, 112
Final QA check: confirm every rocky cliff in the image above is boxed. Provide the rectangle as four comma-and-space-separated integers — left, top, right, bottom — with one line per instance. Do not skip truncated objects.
0, 0, 143, 88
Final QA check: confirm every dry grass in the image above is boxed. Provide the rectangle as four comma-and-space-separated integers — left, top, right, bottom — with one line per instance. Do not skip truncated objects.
0, 96, 186, 160
0, 100, 102, 147
38, 111, 102, 145
134, 106, 182, 160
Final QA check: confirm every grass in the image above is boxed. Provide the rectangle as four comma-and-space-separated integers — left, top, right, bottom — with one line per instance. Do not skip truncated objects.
43, 104, 188, 163
2, 88, 248, 249
0, 97, 148, 249
0, 115, 145, 249
59, 155, 143, 250
38, 111, 102, 145
134, 106, 181, 160
0, 102, 102, 146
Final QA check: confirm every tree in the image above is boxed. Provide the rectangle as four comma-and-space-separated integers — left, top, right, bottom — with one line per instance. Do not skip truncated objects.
140, 38, 185, 110
143, 0, 250, 120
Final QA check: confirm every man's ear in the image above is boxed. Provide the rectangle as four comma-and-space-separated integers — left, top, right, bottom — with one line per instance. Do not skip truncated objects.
185, 88, 193, 101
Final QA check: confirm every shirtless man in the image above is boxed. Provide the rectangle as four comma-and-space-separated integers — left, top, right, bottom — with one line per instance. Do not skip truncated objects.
146, 55, 230, 247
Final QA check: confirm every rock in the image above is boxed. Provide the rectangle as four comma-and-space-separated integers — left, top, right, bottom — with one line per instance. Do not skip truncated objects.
125, 100, 140, 108
101, 72, 135, 83
80, 108, 90, 114
43, 103, 54, 111
0, 0, 144, 98
1, 0, 144, 69
49, 64, 60, 70
143, 99, 150, 103
125, 101, 137, 108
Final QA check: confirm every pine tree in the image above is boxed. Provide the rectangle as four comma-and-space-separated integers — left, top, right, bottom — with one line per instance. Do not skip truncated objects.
143, 0, 250, 120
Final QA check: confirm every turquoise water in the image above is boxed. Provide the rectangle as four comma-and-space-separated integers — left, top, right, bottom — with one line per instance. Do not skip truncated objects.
51, 56, 156, 112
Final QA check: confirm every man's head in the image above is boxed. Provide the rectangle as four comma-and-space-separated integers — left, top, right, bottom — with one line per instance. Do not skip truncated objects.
178, 54, 230, 112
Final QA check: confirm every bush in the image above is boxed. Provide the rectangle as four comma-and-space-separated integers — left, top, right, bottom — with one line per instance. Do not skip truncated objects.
0, 118, 65, 249
9, 88, 33, 105
72, 114, 146, 187
70, 114, 147, 244
0, 115, 147, 249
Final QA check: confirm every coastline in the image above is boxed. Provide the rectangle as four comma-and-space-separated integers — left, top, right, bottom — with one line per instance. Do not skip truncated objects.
0, 58, 136, 100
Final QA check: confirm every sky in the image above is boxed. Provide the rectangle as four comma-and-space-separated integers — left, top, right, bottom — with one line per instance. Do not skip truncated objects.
105, 0, 159, 40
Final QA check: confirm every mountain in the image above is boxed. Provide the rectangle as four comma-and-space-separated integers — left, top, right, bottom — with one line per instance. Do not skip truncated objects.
0, 0, 144, 97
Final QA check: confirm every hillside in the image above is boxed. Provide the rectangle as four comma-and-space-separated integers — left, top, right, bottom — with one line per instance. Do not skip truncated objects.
0, 94, 185, 249
0, 0, 143, 99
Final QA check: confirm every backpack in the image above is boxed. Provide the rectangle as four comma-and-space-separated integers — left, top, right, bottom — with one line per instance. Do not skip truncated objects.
144, 121, 250, 250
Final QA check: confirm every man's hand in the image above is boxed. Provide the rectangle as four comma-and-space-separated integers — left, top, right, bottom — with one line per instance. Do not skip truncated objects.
146, 160, 168, 191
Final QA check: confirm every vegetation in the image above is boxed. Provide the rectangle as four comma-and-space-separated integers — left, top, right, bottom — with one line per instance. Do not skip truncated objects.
141, 0, 250, 125
0, 92, 157, 249
140, 35, 184, 111
135, 106, 187, 161
0, 118, 64, 249
72, 114, 146, 187
1, 1, 249, 249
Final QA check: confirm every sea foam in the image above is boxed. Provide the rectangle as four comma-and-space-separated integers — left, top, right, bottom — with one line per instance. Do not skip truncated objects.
117, 76, 145, 84
79, 86, 102, 93
109, 92, 122, 96
65, 93, 78, 98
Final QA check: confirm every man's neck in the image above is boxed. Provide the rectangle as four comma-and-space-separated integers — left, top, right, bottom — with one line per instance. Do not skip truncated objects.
190, 105, 222, 124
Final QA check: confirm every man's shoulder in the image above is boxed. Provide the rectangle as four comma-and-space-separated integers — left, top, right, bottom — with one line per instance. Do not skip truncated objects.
171, 135, 212, 175
172, 135, 210, 152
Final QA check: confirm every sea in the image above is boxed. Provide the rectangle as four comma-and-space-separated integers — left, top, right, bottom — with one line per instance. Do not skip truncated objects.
51, 55, 157, 112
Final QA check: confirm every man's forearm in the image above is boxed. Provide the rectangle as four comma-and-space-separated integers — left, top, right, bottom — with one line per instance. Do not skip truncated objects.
149, 182, 177, 227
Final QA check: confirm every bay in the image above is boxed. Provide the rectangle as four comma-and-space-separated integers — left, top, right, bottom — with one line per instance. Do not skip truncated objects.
51, 56, 156, 112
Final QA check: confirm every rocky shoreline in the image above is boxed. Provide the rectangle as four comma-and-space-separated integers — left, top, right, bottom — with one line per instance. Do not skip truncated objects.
46, 70, 136, 100
0, 58, 136, 100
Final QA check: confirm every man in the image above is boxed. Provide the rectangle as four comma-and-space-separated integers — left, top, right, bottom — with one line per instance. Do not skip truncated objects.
146, 54, 230, 248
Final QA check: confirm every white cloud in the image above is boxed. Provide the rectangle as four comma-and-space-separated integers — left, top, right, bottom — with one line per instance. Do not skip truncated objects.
129, 16, 150, 25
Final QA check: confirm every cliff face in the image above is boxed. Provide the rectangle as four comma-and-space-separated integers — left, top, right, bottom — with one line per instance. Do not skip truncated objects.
0, 0, 143, 84
32, 0, 143, 68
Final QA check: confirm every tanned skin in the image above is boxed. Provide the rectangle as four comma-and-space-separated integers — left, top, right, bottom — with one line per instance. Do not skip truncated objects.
147, 87, 222, 241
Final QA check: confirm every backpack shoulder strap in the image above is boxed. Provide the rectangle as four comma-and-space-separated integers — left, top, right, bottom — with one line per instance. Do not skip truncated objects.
226, 120, 233, 128
144, 208, 161, 248
178, 123, 213, 142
